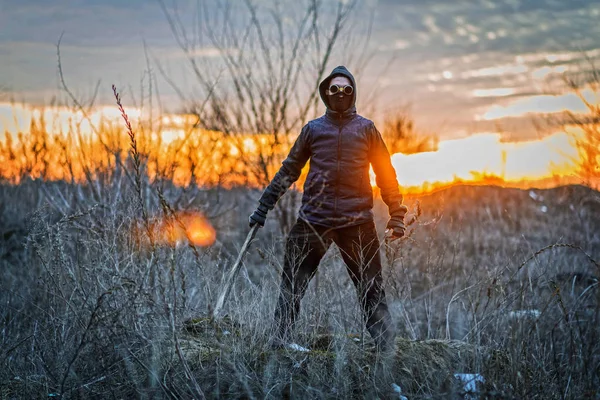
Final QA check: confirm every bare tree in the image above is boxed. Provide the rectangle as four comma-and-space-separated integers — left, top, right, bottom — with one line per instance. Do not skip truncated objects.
563, 61, 600, 187
381, 108, 438, 155
158, 0, 375, 232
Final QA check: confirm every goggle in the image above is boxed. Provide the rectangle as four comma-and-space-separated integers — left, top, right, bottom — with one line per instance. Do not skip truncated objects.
328, 84, 354, 96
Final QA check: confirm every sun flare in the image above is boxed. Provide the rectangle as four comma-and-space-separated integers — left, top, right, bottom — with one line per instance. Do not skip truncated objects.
154, 211, 217, 247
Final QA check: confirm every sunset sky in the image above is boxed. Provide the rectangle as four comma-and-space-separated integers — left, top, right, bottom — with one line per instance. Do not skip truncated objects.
1, 0, 599, 143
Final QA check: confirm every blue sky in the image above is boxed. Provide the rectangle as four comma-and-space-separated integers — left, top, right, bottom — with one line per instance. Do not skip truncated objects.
1, 0, 600, 140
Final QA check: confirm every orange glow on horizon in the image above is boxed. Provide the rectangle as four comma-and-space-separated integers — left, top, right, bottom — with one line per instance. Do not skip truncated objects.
0, 102, 141, 136
0, 103, 596, 195
387, 132, 580, 193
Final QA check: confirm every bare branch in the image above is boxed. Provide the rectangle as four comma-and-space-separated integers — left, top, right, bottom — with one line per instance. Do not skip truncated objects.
56, 33, 135, 191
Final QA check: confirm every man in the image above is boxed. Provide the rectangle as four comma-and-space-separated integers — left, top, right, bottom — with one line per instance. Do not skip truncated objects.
249, 66, 407, 353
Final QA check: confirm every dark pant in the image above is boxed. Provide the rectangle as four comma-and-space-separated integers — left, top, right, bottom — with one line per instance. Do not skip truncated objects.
274, 218, 394, 350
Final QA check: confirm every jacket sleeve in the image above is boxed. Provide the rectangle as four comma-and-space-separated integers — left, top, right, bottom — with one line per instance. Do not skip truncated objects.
258, 124, 311, 209
368, 123, 408, 218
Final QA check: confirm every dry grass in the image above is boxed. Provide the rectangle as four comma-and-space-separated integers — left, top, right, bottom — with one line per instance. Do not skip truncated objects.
1, 99, 599, 398
1, 170, 599, 398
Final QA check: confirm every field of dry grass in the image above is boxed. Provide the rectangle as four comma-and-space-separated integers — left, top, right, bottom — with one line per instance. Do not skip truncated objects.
2, 1, 599, 396
1, 173, 598, 398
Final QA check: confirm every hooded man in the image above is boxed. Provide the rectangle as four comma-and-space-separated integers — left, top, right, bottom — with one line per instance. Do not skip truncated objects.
249, 66, 407, 353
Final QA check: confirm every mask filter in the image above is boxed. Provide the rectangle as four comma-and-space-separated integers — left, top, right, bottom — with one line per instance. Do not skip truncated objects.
328, 94, 352, 113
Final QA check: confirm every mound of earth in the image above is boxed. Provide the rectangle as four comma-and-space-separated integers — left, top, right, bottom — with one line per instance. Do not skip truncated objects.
178, 316, 510, 398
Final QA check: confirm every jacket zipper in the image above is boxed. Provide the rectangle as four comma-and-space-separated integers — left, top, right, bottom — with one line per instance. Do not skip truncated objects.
334, 114, 342, 219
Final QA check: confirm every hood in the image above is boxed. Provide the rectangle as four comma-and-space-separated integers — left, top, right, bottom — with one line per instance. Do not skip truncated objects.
319, 65, 357, 113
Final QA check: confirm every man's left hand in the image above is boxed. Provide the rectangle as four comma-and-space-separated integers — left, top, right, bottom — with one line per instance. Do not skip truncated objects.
386, 217, 405, 240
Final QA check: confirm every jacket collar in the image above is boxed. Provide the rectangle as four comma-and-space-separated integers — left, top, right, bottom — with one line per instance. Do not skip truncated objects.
325, 106, 357, 124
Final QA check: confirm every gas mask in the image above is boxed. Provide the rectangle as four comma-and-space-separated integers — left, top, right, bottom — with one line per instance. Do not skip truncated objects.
328, 93, 353, 113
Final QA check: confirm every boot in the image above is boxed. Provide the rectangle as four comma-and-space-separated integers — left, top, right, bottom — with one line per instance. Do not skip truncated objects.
368, 307, 396, 355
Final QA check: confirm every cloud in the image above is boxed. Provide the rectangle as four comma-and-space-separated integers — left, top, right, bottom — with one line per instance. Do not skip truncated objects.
472, 88, 518, 98
477, 89, 597, 121
2, 0, 600, 139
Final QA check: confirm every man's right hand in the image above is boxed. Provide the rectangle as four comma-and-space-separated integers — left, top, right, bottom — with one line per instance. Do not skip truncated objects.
249, 203, 269, 227
386, 216, 406, 241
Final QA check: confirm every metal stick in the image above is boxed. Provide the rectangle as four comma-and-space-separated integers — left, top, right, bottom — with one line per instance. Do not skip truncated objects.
212, 224, 260, 319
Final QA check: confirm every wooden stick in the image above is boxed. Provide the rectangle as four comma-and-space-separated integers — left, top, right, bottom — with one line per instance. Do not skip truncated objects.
212, 224, 260, 319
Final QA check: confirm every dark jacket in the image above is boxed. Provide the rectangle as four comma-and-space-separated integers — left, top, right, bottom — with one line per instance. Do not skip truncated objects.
258, 66, 407, 228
